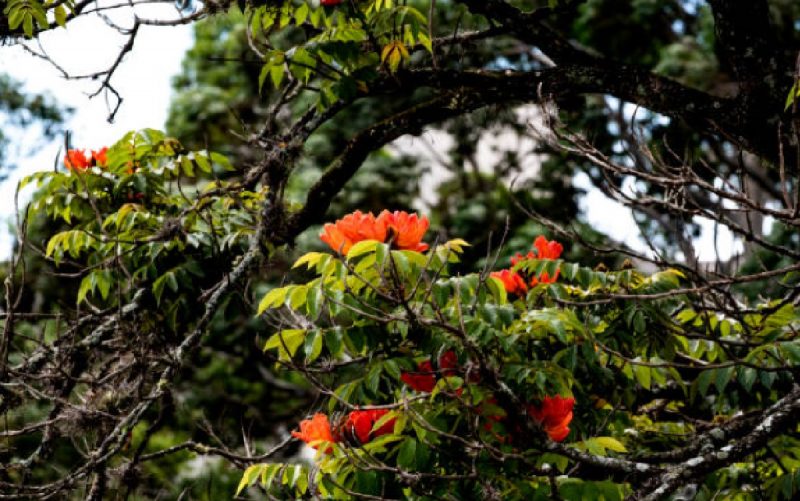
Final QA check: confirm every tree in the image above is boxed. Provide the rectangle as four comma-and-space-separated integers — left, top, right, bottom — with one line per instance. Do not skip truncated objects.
1, 1, 799, 499
0, 73, 67, 179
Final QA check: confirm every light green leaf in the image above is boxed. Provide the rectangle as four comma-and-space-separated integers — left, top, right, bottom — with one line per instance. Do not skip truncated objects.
347, 239, 379, 260
264, 329, 306, 359
236, 464, 265, 495
593, 436, 627, 453
257, 286, 289, 314
293, 252, 324, 270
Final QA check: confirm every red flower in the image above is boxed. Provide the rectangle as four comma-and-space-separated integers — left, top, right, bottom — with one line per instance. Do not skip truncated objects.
533, 235, 563, 260
291, 413, 336, 452
530, 270, 558, 286
510, 251, 535, 267
321, 0, 342, 5
506, 235, 563, 287
340, 409, 396, 444
320, 223, 352, 254
320, 210, 429, 254
320, 210, 387, 254
378, 210, 430, 252
64, 147, 109, 171
491, 269, 528, 296
438, 350, 458, 377
64, 149, 90, 171
91, 147, 108, 167
401, 359, 437, 392
527, 395, 574, 442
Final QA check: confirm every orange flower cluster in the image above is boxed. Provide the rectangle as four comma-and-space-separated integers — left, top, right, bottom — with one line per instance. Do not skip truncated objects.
491, 269, 528, 297
398, 350, 574, 443
63, 147, 108, 171
528, 395, 575, 442
291, 413, 335, 452
320, 210, 429, 254
491, 235, 564, 296
292, 409, 397, 452
400, 350, 458, 393
339, 409, 396, 444
481, 395, 575, 443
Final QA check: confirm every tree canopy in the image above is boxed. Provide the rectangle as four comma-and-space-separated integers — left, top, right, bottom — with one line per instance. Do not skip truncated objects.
1, 0, 799, 499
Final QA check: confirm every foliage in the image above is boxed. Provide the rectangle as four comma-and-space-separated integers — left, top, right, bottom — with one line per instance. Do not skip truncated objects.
2, 0, 800, 499
237, 212, 800, 499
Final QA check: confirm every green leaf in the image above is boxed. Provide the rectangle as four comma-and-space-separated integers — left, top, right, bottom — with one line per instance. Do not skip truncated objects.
270, 63, 285, 88
23, 14, 34, 37
633, 362, 651, 390
95, 270, 113, 300
77, 275, 93, 305
593, 436, 627, 453
54, 4, 67, 26
355, 470, 379, 495
381, 40, 409, 73
696, 369, 714, 397
304, 329, 324, 363
293, 252, 325, 270
264, 329, 306, 360
713, 366, 734, 394
295, 2, 309, 25
258, 286, 289, 314
347, 239, 379, 260
366, 363, 382, 394
739, 367, 757, 392
236, 464, 265, 495
785, 81, 799, 111
396, 438, 417, 469
289, 285, 308, 309
780, 341, 800, 363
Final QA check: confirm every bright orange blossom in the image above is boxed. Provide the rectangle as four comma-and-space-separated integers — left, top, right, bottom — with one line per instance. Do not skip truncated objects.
320, 210, 429, 254
527, 395, 574, 442
291, 413, 335, 452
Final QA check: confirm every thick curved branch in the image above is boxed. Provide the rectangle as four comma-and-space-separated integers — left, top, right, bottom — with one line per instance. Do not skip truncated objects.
707, 0, 783, 99
454, 0, 792, 163
287, 65, 742, 235
630, 385, 800, 500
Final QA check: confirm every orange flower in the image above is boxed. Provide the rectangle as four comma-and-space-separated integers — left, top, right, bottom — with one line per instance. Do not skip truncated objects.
320, 210, 388, 254
340, 409, 396, 444
510, 251, 535, 267
64, 149, 90, 171
401, 360, 437, 392
341, 210, 388, 243
291, 413, 336, 452
401, 351, 464, 394
320, 223, 352, 254
530, 270, 558, 286
507, 235, 563, 286
491, 269, 528, 296
91, 147, 108, 167
527, 395, 574, 442
378, 210, 429, 252
319, 210, 430, 254
533, 235, 563, 260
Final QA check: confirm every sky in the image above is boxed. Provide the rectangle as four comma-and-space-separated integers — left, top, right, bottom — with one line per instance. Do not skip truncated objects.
0, 6, 741, 262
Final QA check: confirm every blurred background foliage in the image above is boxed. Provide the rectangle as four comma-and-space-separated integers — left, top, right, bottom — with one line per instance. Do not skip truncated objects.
3, 0, 800, 497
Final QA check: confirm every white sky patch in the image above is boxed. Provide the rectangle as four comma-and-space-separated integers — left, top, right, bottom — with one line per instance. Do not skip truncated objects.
573, 172, 644, 250
0, 5, 195, 258
574, 172, 743, 262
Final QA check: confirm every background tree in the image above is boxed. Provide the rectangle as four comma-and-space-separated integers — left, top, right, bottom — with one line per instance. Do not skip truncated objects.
0, 0, 799, 499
